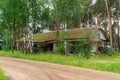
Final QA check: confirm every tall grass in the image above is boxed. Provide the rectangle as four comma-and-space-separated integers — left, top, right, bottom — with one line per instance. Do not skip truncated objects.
0, 51, 120, 73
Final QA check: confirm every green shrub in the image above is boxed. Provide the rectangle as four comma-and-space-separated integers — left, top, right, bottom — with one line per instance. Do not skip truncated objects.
74, 39, 91, 58
33, 45, 43, 53
2, 30, 11, 50
54, 39, 91, 58
54, 43, 65, 54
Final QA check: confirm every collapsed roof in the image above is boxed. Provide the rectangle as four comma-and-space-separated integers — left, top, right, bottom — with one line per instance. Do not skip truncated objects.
17, 27, 107, 43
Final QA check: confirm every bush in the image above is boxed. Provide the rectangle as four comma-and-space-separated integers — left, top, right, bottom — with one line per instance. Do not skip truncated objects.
54, 39, 91, 58
54, 43, 64, 54
33, 45, 43, 53
2, 30, 11, 50
74, 40, 91, 58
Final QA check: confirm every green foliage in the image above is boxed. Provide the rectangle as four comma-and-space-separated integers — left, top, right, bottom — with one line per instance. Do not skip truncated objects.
52, 0, 90, 28
102, 21, 108, 27
0, 69, 9, 80
2, 30, 10, 50
0, 70, 4, 80
69, 39, 91, 58
91, 0, 105, 15
60, 30, 68, 41
54, 38, 91, 58
33, 45, 43, 53
54, 43, 64, 54
0, 29, 10, 50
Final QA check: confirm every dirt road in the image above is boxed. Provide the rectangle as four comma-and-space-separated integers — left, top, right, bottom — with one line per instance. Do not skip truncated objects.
0, 57, 120, 80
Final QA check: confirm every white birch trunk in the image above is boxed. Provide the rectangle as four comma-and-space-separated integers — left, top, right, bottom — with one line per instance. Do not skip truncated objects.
23, 33, 26, 54
64, 22, 67, 55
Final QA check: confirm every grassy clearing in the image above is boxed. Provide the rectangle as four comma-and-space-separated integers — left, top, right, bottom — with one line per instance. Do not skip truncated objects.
0, 51, 120, 73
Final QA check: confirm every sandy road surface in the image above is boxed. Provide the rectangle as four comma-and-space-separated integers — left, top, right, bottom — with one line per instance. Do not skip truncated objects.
0, 57, 120, 80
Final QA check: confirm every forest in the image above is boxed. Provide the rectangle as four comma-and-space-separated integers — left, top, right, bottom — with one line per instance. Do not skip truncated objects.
0, 0, 120, 55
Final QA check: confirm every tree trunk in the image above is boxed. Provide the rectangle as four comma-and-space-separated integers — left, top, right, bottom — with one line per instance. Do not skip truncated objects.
104, 0, 113, 48
11, 17, 16, 53
23, 33, 26, 54
118, 23, 120, 50
104, 7, 107, 49
31, 0, 37, 53
10, 27, 13, 53
118, 0, 120, 50
31, 14, 34, 53
64, 22, 67, 55
56, 20, 60, 45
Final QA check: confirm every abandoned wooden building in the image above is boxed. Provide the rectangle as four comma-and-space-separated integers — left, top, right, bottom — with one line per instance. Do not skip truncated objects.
16, 27, 107, 54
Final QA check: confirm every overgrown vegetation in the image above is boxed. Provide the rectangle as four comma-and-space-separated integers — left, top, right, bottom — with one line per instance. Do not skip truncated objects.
0, 51, 120, 73
18, 28, 94, 42
54, 43, 65, 54
54, 39, 91, 58
69, 39, 91, 58
1, 30, 10, 50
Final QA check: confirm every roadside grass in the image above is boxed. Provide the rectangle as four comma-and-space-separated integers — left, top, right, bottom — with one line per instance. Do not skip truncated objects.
0, 69, 9, 80
0, 69, 5, 80
0, 50, 120, 73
